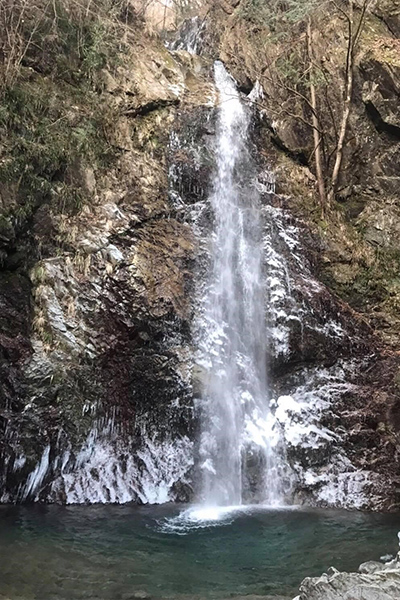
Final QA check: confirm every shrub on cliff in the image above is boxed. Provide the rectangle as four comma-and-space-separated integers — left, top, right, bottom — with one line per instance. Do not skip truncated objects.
0, 0, 131, 243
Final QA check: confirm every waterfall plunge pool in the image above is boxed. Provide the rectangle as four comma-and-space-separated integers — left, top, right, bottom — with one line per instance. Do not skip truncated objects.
0, 504, 398, 600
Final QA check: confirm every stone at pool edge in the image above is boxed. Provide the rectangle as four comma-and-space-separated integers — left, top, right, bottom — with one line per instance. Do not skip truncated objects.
294, 553, 400, 600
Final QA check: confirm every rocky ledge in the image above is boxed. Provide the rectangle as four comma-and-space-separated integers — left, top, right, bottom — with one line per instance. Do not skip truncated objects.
295, 547, 400, 600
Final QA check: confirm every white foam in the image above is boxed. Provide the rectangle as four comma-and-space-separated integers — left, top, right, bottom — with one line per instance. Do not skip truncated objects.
159, 503, 302, 535
184, 504, 243, 522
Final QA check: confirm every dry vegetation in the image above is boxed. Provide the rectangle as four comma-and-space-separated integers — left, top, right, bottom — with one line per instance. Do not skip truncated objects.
239, 0, 372, 211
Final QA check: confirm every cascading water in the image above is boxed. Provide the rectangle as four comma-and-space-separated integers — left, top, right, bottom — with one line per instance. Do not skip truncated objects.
197, 62, 283, 508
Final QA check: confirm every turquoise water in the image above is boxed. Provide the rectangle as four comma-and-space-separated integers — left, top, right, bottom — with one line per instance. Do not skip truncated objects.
0, 504, 398, 599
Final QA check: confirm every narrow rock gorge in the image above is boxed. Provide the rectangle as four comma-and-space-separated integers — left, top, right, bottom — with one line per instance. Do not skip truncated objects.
1, 0, 400, 515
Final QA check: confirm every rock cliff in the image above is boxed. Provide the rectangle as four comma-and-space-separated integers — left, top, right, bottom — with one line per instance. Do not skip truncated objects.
201, 0, 400, 509
296, 547, 400, 599
0, 1, 210, 503
1, 0, 400, 509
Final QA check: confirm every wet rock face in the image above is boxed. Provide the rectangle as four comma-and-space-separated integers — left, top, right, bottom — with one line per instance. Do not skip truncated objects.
0, 187, 197, 504
371, 0, 400, 37
0, 25, 208, 504
0, 44, 396, 508
1, 4, 400, 509
258, 201, 397, 510
0, 272, 33, 487
168, 84, 396, 509
197, 0, 400, 509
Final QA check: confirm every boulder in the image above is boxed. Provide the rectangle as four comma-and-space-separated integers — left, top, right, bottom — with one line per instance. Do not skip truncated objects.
297, 555, 400, 600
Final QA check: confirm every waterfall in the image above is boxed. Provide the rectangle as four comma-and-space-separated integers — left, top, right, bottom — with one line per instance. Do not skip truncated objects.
169, 16, 205, 54
197, 62, 282, 507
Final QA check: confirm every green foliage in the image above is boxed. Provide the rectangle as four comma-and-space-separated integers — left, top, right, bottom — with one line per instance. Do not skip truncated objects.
0, 0, 125, 236
240, 0, 318, 32
275, 50, 327, 88
0, 2, 127, 94
0, 79, 115, 224
5, 0, 129, 82
81, 22, 110, 76
239, 0, 323, 93
327, 246, 400, 315
275, 52, 305, 84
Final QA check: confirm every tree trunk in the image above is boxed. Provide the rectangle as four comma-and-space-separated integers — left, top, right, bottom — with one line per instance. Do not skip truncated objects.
329, 0, 355, 202
307, 18, 327, 209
